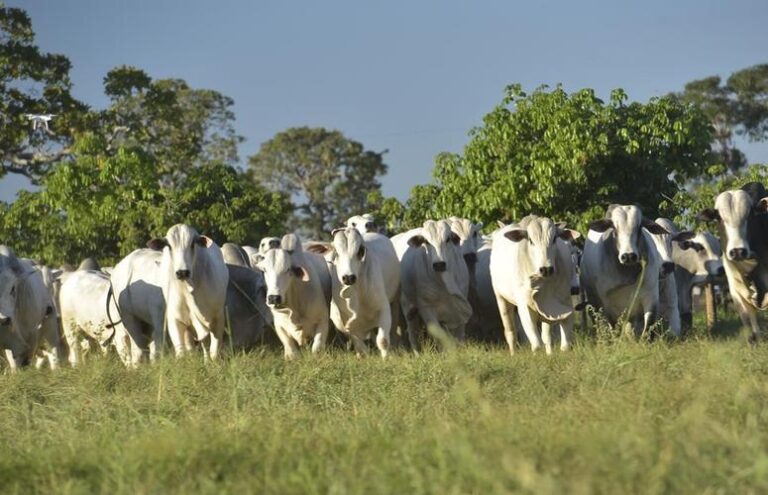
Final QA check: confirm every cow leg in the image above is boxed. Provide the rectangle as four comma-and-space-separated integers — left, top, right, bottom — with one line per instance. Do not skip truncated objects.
275, 325, 300, 360
63, 321, 81, 367
4, 350, 18, 372
736, 302, 761, 344
166, 319, 188, 357
389, 298, 402, 349
541, 321, 553, 355
404, 306, 422, 355
311, 320, 329, 354
495, 295, 518, 355
559, 315, 573, 351
350, 333, 369, 357
121, 313, 150, 364
40, 314, 65, 370
113, 327, 133, 367
517, 305, 542, 353
375, 306, 392, 359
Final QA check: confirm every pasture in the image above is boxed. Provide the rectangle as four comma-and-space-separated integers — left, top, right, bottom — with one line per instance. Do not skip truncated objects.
0, 314, 766, 494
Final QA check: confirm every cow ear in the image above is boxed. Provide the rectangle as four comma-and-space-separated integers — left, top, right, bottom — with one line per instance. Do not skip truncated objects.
195, 235, 213, 248
250, 254, 265, 270
757, 198, 768, 213
496, 220, 506, 229
558, 229, 581, 242
291, 266, 310, 282
503, 229, 528, 242
305, 243, 333, 256
672, 231, 696, 244
51, 269, 63, 280
331, 228, 346, 238
449, 232, 460, 245
407, 235, 427, 247
588, 219, 614, 233
697, 209, 720, 222
642, 220, 669, 236
146, 238, 169, 251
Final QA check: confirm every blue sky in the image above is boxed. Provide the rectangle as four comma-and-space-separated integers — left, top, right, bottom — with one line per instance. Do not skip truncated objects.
4, 0, 767, 202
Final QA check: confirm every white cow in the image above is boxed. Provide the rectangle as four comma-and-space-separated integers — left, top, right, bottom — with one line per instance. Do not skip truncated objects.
221, 243, 250, 267
490, 216, 579, 354
59, 270, 132, 366
346, 214, 377, 235
580, 205, 670, 336
110, 248, 166, 363
0, 247, 65, 370
253, 234, 330, 359
147, 224, 229, 360
640, 222, 681, 337
308, 228, 400, 357
699, 183, 768, 342
258, 237, 281, 253
398, 220, 472, 350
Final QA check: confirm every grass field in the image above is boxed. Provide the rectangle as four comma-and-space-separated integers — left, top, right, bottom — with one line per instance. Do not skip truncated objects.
1, 315, 767, 494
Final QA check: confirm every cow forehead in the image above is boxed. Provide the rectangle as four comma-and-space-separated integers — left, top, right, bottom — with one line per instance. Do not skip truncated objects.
448, 217, 474, 239
333, 228, 363, 254
263, 249, 291, 273
609, 205, 641, 231
166, 224, 198, 248
423, 220, 451, 243
715, 190, 751, 226
519, 215, 556, 245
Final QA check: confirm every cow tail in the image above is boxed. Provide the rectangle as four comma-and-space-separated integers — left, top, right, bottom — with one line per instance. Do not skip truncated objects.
105, 282, 123, 330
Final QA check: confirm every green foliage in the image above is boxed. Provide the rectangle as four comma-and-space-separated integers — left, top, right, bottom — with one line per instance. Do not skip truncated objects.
248, 127, 387, 239
0, 134, 289, 266
402, 84, 712, 233
672, 63, 768, 172
659, 163, 768, 229
0, 2, 87, 180
1, 337, 767, 493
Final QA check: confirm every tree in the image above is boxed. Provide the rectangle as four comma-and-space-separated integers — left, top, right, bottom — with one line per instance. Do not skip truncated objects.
248, 127, 387, 239
0, 133, 289, 266
400, 84, 712, 233
99, 66, 243, 182
672, 63, 768, 172
0, 3, 87, 181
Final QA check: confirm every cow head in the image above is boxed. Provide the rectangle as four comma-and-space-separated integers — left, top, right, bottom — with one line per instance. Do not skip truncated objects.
252, 247, 309, 309
501, 216, 580, 278
676, 231, 724, 277
698, 189, 754, 261
408, 220, 461, 273
0, 247, 32, 366
346, 214, 377, 236
258, 236, 281, 254
641, 222, 675, 277
146, 224, 214, 282
447, 217, 483, 267
330, 227, 367, 287
589, 205, 666, 266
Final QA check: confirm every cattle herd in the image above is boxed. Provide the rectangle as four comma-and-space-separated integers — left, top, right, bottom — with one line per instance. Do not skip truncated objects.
0, 182, 767, 370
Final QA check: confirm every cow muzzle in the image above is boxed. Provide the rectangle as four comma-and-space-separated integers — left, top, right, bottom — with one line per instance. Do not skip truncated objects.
728, 248, 749, 261
175, 269, 191, 280
538, 266, 554, 277
267, 294, 283, 308
619, 252, 639, 265
432, 261, 447, 272
341, 274, 357, 286
364, 222, 375, 232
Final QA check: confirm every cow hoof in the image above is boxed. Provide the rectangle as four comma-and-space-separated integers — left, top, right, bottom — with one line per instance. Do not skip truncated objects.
748, 333, 759, 346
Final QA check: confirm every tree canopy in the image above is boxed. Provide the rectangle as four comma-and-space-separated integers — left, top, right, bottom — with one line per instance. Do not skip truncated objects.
248, 127, 387, 239
380, 84, 712, 233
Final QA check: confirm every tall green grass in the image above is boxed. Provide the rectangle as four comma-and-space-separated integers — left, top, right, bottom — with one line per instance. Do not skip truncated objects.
0, 325, 767, 494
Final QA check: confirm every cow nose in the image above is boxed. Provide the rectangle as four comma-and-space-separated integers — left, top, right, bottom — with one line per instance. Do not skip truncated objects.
365, 222, 374, 232
175, 269, 191, 280
433, 261, 447, 272
729, 248, 748, 260
269, 240, 280, 249
662, 262, 675, 274
341, 274, 357, 285
620, 253, 638, 264
463, 252, 478, 264
0, 316, 11, 326
539, 266, 554, 277
267, 294, 282, 306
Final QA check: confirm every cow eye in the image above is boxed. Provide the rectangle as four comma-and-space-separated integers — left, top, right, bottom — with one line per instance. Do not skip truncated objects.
9, 286, 15, 297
